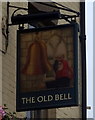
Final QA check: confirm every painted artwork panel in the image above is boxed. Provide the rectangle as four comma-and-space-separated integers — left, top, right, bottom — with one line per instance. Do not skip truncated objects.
19, 27, 73, 93
16, 24, 78, 111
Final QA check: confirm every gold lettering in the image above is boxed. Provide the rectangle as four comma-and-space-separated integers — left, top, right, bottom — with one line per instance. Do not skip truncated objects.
63, 94, 68, 100
26, 97, 31, 103
32, 97, 35, 103
22, 98, 26, 104
68, 93, 72, 99
37, 96, 43, 102
55, 94, 59, 101
48, 95, 53, 101
43, 96, 47, 102
60, 94, 64, 100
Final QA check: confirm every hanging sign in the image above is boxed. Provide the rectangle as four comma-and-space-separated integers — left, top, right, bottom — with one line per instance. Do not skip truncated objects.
16, 23, 78, 111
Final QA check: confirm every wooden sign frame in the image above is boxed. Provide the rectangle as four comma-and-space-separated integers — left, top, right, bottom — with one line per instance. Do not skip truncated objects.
16, 23, 78, 111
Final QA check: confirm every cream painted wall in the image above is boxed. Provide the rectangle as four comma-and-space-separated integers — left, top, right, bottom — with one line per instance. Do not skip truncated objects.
49, 2, 81, 118
0, 2, 81, 119
0, 2, 2, 106
1, 2, 28, 118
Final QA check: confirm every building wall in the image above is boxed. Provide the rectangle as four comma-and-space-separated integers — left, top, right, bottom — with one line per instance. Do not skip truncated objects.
1, 2, 28, 118
93, 2, 95, 119
48, 2, 82, 118
0, 2, 2, 106
1, 1, 81, 119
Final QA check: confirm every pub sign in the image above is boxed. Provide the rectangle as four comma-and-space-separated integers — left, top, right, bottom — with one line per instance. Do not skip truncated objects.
16, 23, 78, 111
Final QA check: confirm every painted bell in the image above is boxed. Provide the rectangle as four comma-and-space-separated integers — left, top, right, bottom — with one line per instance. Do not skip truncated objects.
22, 40, 52, 75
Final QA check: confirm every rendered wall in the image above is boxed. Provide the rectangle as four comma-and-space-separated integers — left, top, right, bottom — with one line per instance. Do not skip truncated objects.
1, 1, 81, 119
1, 2, 28, 118
49, 2, 82, 118
0, 2, 2, 106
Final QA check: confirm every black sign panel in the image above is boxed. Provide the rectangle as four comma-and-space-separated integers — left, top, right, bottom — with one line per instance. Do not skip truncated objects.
16, 23, 78, 111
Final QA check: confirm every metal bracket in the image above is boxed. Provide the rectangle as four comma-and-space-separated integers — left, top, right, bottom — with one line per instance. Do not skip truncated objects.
1, 2, 80, 54
0, 2, 28, 54
37, 2, 80, 23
